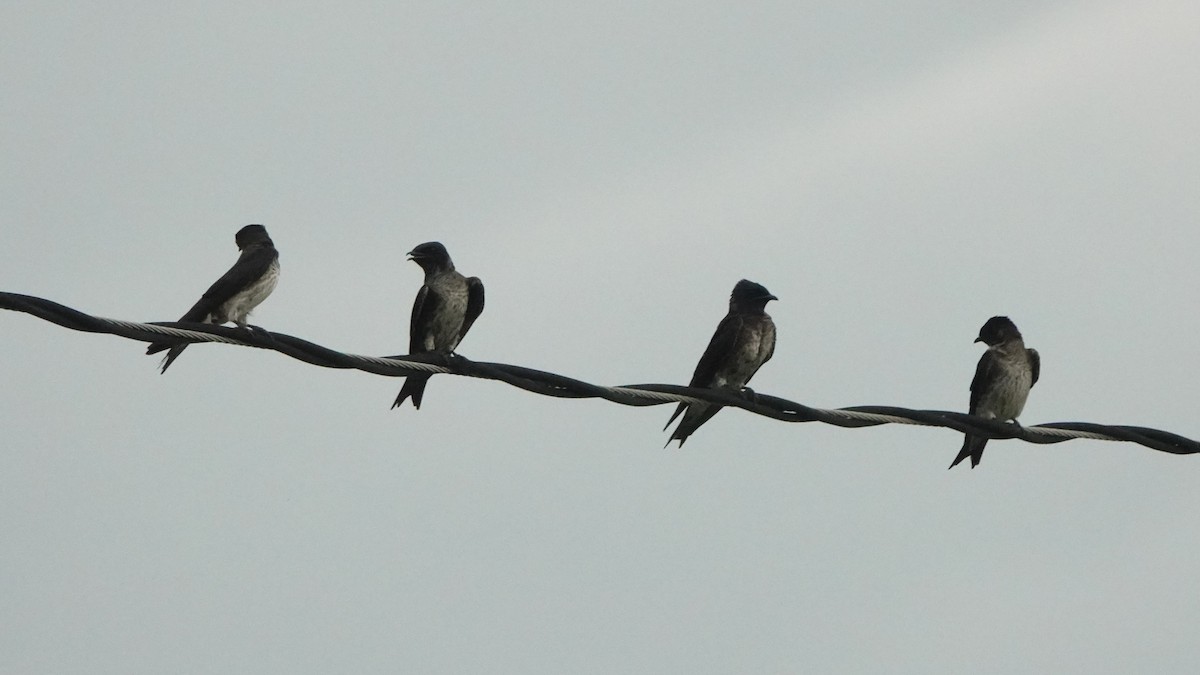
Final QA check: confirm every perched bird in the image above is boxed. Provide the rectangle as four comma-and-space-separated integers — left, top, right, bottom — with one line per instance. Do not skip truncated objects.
949, 316, 1041, 469
664, 279, 777, 447
146, 224, 280, 373
392, 242, 485, 409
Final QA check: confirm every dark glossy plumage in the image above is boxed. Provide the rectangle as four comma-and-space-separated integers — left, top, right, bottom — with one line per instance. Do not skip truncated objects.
950, 316, 1040, 469
665, 280, 777, 447
393, 242, 485, 409
145, 224, 279, 373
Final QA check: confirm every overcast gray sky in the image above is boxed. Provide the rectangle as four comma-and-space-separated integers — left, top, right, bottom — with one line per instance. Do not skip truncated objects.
3, 1, 1200, 673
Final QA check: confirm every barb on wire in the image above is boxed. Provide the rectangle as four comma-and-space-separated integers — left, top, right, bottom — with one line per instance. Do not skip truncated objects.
2, 291, 1197, 456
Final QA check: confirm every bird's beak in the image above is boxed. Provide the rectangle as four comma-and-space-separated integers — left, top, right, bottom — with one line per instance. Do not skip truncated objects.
766, 294, 779, 302
406, 251, 418, 261
974, 336, 984, 344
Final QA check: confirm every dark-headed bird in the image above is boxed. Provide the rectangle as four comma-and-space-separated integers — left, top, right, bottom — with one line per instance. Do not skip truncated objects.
146, 224, 279, 373
949, 316, 1040, 469
664, 279, 777, 447
392, 242, 485, 409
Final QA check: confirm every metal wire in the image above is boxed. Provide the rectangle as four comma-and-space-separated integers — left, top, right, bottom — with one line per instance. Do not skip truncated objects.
3, 291, 1197, 456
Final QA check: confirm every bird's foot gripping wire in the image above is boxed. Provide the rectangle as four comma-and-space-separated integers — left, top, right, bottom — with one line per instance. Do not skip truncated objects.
243, 324, 277, 347
444, 351, 472, 373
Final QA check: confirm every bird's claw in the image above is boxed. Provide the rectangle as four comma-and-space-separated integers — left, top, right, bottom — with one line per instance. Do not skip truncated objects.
244, 324, 276, 345
440, 351, 466, 372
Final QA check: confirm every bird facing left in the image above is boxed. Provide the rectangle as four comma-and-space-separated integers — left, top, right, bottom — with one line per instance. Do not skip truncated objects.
392, 241, 485, 410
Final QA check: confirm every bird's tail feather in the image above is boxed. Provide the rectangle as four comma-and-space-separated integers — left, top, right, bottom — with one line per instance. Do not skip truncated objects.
147, 310, 211, 366
152, 345, 187, 374
665, 403, 721, 447
663, 402, 688, 431
392, 374, 430, 410
948, 435, 988, 469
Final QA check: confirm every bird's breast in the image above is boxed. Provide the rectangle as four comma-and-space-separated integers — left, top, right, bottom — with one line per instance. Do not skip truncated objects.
423, 280, 469, 352
217, 260, 280, 325
977, 361, 1033, 421
715, 320, 774, 388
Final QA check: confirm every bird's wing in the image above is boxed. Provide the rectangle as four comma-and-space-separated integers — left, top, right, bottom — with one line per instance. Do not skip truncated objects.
409, 285, 439, 354
182, 246, 277, 322
457, 276, 485, 343
968, 349, 1002, 414
1027, 348, 1041, 387
688, 313, 743, 387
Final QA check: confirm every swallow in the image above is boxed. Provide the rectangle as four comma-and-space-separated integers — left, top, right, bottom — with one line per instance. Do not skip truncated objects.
665, 279, 777, 447
392, 242, 485, 409
949, 316, 1040, 469
145, 224, 280, 373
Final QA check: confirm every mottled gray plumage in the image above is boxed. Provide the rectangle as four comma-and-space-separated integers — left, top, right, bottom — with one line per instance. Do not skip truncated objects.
665, 279, 777, 447
146, 224, 279, 374
949, 316, 1040, 469
392, 242, 485, 410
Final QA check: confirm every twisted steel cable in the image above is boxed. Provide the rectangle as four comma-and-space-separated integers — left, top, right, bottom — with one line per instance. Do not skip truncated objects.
2, 291, 1196, 456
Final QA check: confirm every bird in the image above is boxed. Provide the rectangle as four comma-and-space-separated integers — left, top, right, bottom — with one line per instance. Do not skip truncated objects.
664, 279, 777, 447
392, 241, 485, 409
949, 316, 1041, 469
146, 224, 280, 374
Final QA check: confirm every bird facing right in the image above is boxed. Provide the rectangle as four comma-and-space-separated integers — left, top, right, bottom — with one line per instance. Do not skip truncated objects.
664, 279, 777, 447
145, 224, 280, 374
949, 316, 1041, 469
